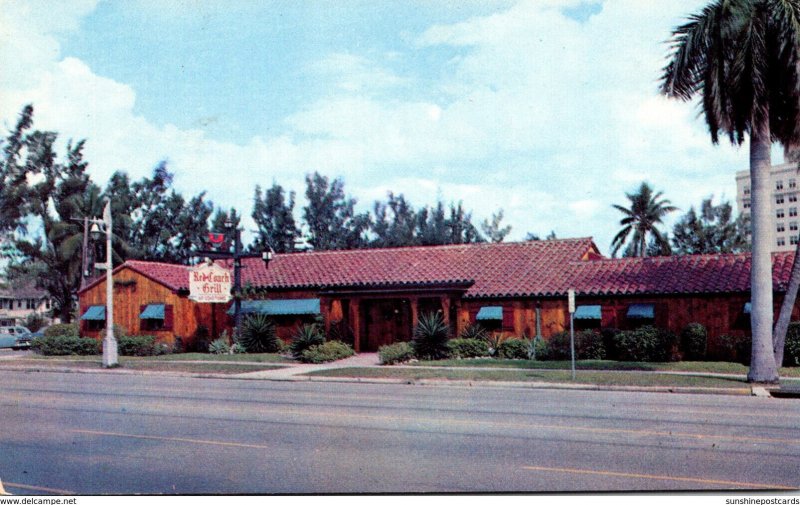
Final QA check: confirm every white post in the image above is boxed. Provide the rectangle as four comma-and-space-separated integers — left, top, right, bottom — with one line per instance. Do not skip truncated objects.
568, 289, 576, 381
102, 201, 118, 367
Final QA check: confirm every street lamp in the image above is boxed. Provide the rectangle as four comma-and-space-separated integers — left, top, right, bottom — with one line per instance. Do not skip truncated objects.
89, 200, 117, 367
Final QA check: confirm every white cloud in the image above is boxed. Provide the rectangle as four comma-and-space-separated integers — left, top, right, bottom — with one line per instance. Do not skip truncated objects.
0, 0, 760, 254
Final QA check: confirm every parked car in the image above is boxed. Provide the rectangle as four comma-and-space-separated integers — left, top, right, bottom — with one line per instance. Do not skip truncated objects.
0, 326, 33, 350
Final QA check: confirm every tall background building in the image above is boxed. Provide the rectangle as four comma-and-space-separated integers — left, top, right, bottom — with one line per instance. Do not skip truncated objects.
736, 161, 799, 252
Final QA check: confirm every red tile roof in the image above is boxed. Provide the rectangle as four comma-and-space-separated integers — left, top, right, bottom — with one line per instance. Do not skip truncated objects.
238, 237, 599, 298
567, 252, 795, 296
78, 260, 193, 294
78, 240, 798, 299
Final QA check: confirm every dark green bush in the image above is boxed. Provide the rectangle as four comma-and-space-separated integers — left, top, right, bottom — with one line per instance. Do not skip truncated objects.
290, 323, 325, 358
447, 338, 490, 358
300, 341, 355, 363
681, 322, 708, 361
577, 330, 606, 360
412, 312, 451, 360
378, 342, 415, 365
44, 323, 79, 338
458, 323, 488, 341
785, 322, 800, 366
31, 334, 100, 356
714, 334, 751, 364
238, 314, 281, 353
613, 326, 678, 362
117, 335, 157, 356
544, 331, 572, 360
497, 338, 530, 359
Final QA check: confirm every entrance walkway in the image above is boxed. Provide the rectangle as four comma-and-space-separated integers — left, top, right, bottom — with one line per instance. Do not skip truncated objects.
232, 352, 381, 380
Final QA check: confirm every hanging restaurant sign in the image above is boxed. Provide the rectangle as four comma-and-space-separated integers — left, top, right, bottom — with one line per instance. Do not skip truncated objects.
188, 262, 232, 303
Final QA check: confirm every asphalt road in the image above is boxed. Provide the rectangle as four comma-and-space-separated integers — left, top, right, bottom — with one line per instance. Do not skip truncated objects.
0, 370, 798, 495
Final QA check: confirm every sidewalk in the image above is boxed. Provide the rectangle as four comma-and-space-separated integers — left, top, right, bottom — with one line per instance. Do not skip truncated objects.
232, 352, 382, 380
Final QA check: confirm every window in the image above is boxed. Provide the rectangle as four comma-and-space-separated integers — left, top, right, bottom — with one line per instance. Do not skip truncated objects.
777, 208, 785, 219
791, 208, 798, 217
791, 179, 797, 189
777, 195, 785, 204
791, 222, 798, 231
744, 187, 751, 196
778, 223, 785, 233
777, 180, 784, 190
793, 236, 800, 245
790, 194, 798, 203
778, 237, 786, 246
744, 200, 751, 209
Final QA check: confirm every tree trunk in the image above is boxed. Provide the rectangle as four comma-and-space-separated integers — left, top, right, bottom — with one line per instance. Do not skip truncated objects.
747, 129, 780, 383
772, 236, 800, 367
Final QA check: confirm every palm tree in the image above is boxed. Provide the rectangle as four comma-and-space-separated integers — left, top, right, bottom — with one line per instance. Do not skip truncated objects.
611, 182, 676, 258
661, 0, 800, 383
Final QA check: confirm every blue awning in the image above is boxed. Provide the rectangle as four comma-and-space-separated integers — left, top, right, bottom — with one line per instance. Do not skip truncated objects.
227, 299, 321, 316
574, 305, 602, 320
744, 302, 752, 314
81, 305, 106, 321
140, 304, 165, 319
476, 306, 503, 321
627, 303, 655, 319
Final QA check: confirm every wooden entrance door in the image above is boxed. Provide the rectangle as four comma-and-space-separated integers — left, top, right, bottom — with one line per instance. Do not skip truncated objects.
363, 299, 411, 351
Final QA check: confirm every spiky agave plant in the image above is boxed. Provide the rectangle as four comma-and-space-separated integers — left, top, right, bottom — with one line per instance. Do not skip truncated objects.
290, 323, 325, 358
412, 312, 451, 360
237, 313, 280, 353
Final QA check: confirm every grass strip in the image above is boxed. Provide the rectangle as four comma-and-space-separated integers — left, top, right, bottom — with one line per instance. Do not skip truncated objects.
307, 367, 766, 389
0, 358, 284, 374
410, 359, 800, 377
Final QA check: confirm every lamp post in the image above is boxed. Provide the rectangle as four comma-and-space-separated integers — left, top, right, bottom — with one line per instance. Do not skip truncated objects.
90, 201, 117, 367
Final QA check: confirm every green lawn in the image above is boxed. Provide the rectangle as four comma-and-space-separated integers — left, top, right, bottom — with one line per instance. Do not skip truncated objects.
306, 367, 785, 389
0, 357, 285, 374
409, 358, 800, 377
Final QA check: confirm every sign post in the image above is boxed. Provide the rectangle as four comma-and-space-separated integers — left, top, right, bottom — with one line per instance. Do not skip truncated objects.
568, 288, 576, 381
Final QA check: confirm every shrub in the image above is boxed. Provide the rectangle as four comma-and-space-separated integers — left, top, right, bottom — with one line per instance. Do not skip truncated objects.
412, 312, 451, 360
290, 323, 325, 358
526, 337, 548, 360
447, 338, 490, 359
208, 337, 230, 355
300, 341, 355, 364
238, 314, 281, 353
613, 326, 678, 362
576, 330, 606, 360
44, 323, 79, 338
785, 322, 800, 366
482, 332, 510, 357
31, 334, 100, 356
117, 335, 157, 356
458, 323, 488, 341
497, 338, 529, 360
714, 334, 751, 364
681, 323, 708, 361
544, 331, 572, 360
379, 342, 415, 365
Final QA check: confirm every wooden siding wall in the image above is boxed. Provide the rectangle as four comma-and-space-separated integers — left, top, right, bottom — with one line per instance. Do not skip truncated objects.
79, 268, 223, 348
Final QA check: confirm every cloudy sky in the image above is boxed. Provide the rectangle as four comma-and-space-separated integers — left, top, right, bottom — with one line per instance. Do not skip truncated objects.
0, 0, 774, 255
